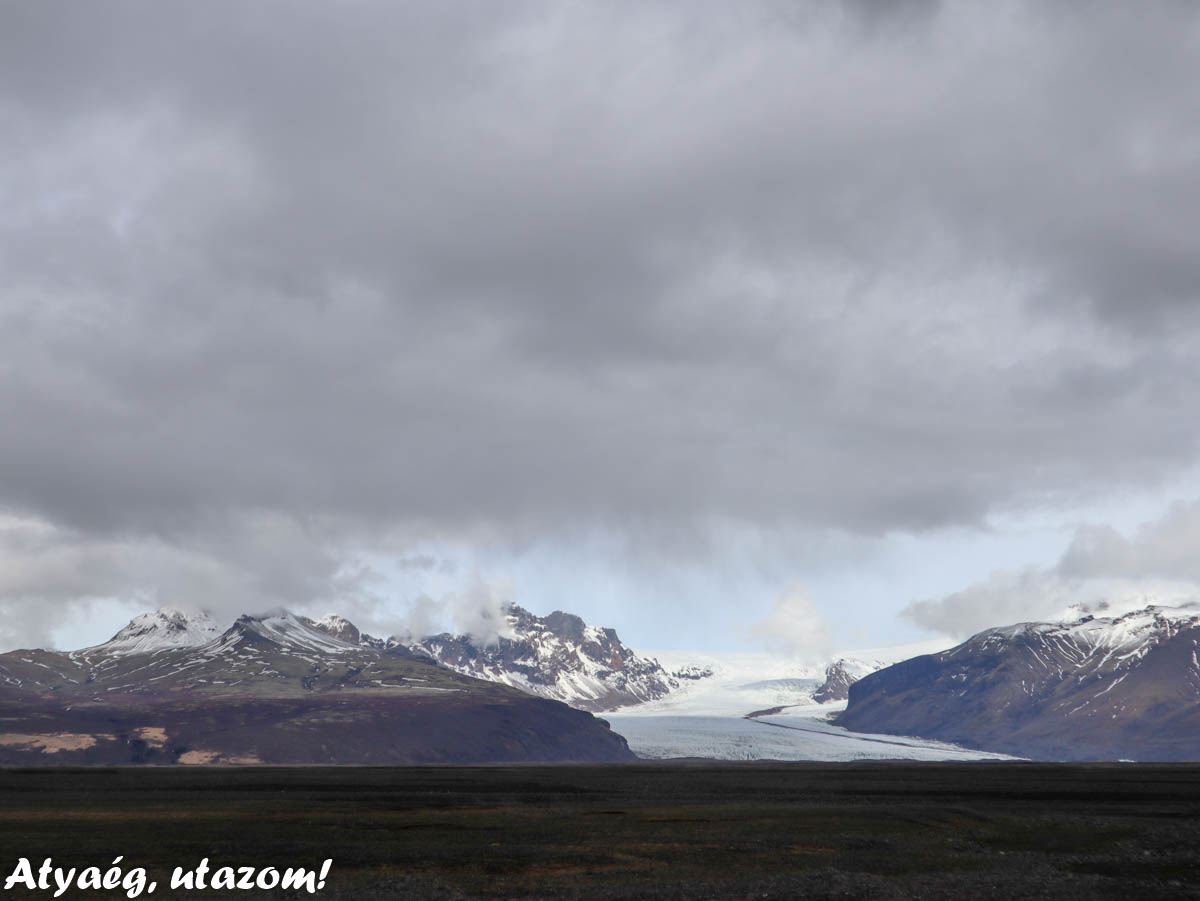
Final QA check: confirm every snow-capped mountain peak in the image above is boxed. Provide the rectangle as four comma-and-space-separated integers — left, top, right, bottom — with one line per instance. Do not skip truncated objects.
86, 608, 221, 656
839, 601, 1200, 760
954, 602, 1200, 665
409, 603, 678, 711
221, 609, 358, 655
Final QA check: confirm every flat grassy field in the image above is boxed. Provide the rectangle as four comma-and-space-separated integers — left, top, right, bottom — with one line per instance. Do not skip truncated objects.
0, 763, 1197, 900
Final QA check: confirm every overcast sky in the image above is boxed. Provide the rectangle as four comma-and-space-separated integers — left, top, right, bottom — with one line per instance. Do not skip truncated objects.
3, 1, 1200, 653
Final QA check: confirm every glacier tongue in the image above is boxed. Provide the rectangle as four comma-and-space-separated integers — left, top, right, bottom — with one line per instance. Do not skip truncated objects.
607, 709, 1023, 762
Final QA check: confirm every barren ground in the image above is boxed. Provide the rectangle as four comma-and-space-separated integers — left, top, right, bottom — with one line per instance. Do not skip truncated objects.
0, 762, 1197, 899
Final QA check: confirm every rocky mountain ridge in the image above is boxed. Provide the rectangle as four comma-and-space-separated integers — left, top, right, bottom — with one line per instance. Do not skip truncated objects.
56, 604, 688, 712
65, 605, 882, 715
407, 604, 680, 712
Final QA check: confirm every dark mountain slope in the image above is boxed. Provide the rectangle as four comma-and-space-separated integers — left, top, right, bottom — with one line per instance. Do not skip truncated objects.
837, 605, 1200, 761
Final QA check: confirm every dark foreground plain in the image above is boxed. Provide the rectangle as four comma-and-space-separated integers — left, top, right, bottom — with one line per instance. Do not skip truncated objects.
0, 763, 1198, 900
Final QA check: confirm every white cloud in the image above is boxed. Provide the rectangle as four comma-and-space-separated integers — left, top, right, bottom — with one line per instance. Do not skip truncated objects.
902, 499, 1200, 637
742, 584, 833, 660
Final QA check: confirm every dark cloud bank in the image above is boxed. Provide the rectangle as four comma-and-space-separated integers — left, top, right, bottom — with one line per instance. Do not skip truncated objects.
2, 1, 1199, 644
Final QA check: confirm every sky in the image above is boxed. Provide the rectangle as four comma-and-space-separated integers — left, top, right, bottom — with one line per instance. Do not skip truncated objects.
3, 1, 1200, 655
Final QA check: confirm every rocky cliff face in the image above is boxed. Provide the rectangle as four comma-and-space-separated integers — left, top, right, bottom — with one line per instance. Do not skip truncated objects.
836, 604, 1200, 761
812, 658, 879, 704
408, 604, 677, 712
0, 609, 635, 765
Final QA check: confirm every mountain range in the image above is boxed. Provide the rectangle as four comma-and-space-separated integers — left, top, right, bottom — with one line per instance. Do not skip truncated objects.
837, 604, 1200, 761
0, 603, 885, 766
0, 609, 634, 765
5, 599, 1194, 764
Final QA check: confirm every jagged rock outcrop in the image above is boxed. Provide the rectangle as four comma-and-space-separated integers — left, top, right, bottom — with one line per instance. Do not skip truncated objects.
409, 604, 677, 711
812, 658, 879, 704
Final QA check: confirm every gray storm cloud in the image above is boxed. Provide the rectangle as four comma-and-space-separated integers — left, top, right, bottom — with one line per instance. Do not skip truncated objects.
2, 1, 1200, 637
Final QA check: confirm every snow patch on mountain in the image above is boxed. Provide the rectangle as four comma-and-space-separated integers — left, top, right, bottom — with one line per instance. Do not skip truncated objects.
223, 609, 359, 655
969, 602, 1200, 650
308, 614, 362, 645
940, 603, 1200, 701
